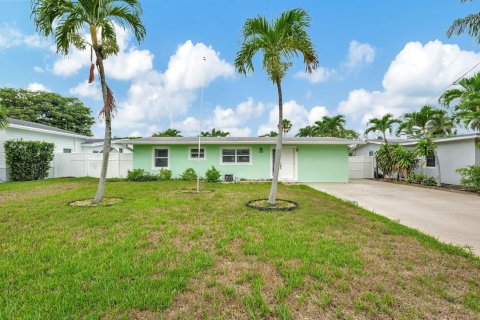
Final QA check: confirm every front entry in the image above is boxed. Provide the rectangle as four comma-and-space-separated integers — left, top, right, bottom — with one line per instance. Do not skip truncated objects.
272, 147, 296, 181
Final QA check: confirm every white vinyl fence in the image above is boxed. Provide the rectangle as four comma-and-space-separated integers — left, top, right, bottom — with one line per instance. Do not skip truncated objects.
54, 153, 133, 178
348, 156, 374, 179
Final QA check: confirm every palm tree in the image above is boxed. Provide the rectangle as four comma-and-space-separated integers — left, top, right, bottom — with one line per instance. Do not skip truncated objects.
396, 105, 450, 186
235, 8, 318, 204
439, 73, 480, 131
320, 115, 346, 137
32, 0, 146, 203
201, 128, 230, 137
282, 119, 292, 136
259, 130, 279, 137
152, 128, 182, 137
447, 0, 480, 43
364, 113, 400, 144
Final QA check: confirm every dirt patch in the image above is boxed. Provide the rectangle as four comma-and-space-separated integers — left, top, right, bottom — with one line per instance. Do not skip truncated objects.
0, 181, 86, 202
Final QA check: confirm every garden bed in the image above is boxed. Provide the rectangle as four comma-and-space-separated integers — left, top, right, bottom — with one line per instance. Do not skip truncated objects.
246, 198, 298, 211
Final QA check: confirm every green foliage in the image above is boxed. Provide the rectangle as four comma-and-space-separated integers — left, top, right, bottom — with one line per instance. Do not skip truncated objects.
127, 169, 157, 182
201, 128, 230, 137
152, 129, 182, 137
0, 106, 7, 129
180, 168, 197, 181
282, 119, 292, 135
396, 105, 453, 138
456, 165, 480, 193
0, 88, 95, 136
364, 113, 400, 142
259, 130, 278, 137
205, 166, 221, 182
376, 144, 418, 177
296, 115, 359, 139
158, 168, 172, 181
406, 173, 437, 186
4, 140, 54, 181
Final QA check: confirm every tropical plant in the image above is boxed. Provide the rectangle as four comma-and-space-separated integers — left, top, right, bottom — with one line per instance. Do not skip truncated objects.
282, 119, 292, 136
364, 113, 400, 143
375, 144, 418, 178
396, 105, 453, 186
259, 131, 278, 137
439, 72, 480, 131
4, 140, 54, 181
32, 0, 146, 203
0, 106, 7, 130
235, 8, 318, 203
296, 115, 359, 139
201, 128, 230, 137
180, 168, 197, 181
127, 169, 157, 182
205, 166, 221, 182
152, 129, 182, 137
456, 164, 480, 192
447, 0, 480, 44
0, 88, 95, 135
159, 168, 172, 181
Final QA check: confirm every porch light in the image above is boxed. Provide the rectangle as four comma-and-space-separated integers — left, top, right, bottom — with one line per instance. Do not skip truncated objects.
259, 147, 264, 153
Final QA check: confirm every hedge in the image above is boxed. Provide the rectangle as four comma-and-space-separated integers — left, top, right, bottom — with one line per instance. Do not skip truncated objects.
4, 140, 54, 181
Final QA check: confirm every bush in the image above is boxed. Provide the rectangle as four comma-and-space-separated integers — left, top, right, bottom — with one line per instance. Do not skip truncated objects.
406, 173, 436, 186
376, 144, 418, 178
159, 168, 172, 181
423, 176, 437, 186
205, 166, 221, 182
4, 140, 54, 181
127, 169, 157, 182
456, 164, 480, 193
180, 168, 197, 181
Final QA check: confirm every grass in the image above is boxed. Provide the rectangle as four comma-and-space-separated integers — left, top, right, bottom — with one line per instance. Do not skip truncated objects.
0, 178, 479, 319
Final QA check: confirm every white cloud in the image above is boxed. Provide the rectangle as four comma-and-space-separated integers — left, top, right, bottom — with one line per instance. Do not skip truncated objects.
113, 40, 234, 134
338, 40, 480, 128
257, 100, 329, 136
33, 66, 44, 73
295, 67, 336, 83
69, 81, 102, 101
0, 24, 47, 49
27, 82, 49, 92
343, 40, 375, 71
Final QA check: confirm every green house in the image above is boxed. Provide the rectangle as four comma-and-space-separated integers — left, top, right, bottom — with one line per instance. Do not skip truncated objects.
124, 137, 362, 182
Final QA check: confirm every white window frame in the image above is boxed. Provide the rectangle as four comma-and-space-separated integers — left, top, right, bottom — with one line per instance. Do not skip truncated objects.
188, 146, 207, 160
220, 147, 252, 165
152, 147, 170, 169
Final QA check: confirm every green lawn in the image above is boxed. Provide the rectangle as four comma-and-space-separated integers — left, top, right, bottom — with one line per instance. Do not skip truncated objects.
0, 178, 479, 319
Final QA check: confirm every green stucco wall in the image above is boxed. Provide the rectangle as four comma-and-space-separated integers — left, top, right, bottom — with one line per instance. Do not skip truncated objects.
133, 144, 349, 182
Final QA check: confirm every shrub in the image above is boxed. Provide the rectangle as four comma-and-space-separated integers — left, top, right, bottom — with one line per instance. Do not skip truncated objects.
205, 166, 221, 182
180, 168, 197, 181
127, 169, 157, 182
159, 168, 172, 181
376, 144, 418, 178
406, 173, 436, 186
456, 164, 480, 193
4, 140, 54, 181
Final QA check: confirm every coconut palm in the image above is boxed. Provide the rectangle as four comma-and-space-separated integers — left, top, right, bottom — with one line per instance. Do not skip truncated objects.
447, 0, 480, 43
439, 72, 480, 131
235, 8, 318, 204
320, 115, 346, 137
364, 113, 400, 144
282, 119, 292, 136
153, 128, 182, 137
32, 0, 146, 203
259, 131, 279, 137
201, 128, 230, 137
396, 105, 450, 186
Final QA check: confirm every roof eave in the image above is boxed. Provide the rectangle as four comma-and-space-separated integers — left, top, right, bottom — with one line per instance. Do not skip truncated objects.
8, 123, 89, 139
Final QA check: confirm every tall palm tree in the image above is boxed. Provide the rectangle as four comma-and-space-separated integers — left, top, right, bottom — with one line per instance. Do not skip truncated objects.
364, 113, 400, 144
320, 115, 346, 137
235, 8, 318, 204
447, 0, 480, 43
32, 0, 146, 203
396, 105, 449, 186
152, 128, 182, 137
439, 72, 480, 131
282, 119, 292, 136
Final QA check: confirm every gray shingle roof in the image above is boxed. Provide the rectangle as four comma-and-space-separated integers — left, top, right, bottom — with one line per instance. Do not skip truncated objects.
118, 136, 364, 145
8, 118, 87, 137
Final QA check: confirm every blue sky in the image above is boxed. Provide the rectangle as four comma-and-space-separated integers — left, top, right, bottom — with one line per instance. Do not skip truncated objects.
0, 0, 479, 137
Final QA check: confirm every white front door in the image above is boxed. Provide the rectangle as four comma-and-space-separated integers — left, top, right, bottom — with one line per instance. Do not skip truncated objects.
272, 147, 296, 181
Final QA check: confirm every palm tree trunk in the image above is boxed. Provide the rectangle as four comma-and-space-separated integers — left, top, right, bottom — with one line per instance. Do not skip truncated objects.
91, 26, 112, 204
268, 79, 283, 204
433, 148, 441, 187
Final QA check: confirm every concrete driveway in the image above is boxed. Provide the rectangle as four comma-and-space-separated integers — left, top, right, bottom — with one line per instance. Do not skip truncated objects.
306, 180, 480, 255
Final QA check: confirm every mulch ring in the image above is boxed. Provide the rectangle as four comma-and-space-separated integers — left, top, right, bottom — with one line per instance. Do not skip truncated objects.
68, 198, 124, 207
246, 198, 299, 211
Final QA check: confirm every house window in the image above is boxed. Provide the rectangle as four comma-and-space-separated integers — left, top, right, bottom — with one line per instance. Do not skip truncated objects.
119, 148, 124, 153
221, 148, 251, 164
93, 151, 99, 154
426, 154, 436, 167
63, 148, 72, 153
189, 147, 206, 160
368, 150, 374, 156
153, 148, 169, 168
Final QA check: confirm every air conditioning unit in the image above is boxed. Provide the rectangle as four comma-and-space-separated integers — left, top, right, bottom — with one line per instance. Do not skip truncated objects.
224, 174, 234, 182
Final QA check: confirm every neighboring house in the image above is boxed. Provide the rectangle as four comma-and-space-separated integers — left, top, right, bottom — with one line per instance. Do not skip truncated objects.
121, 137, 363, 182
352, 134, 480, 185
81, 139, 133, 154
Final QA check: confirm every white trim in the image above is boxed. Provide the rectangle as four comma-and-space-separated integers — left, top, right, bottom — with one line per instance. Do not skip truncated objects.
269, 146, 298, 181
152, 146, 170, 170
8, 123, 89, 139
117, 138, 364, 145
220, 147, 253, 165
188, 146, 207, 161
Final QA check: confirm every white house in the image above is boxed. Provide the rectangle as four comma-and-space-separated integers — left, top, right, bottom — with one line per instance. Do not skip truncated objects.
352, 134, 480, 185
0, 119, 132, 182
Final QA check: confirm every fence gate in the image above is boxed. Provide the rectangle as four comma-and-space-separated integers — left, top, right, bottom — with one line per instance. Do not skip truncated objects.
54, 153, 133, 178
348, 156, 374, 179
